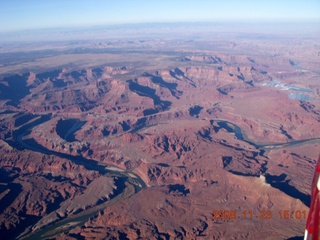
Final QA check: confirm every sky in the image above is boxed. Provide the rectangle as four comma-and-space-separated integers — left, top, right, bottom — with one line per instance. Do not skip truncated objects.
0, 0, 320, 32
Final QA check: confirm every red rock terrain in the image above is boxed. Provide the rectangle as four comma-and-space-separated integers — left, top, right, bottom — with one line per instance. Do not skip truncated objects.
0, 34, 319, 239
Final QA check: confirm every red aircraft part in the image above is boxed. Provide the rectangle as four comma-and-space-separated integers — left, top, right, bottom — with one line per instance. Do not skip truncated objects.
304, 155, 320, 240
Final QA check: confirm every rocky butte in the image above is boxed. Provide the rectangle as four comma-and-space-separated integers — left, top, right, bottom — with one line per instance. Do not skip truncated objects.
0, 22, 319, 239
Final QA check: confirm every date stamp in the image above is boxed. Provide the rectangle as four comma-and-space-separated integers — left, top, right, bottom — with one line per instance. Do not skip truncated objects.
212, 210, 307, 221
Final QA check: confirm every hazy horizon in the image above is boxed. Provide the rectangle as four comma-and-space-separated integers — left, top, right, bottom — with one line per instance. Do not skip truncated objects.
1, 0, 319, 33
1, 21, 319, 44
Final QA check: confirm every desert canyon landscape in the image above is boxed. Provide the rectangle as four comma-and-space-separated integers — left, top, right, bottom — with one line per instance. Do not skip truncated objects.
0, 21, 319, 240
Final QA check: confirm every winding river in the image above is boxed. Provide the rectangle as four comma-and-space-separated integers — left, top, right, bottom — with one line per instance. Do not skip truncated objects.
214, 119, 320, 151
12, 115, 146, 240
12, 114, 320, 239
